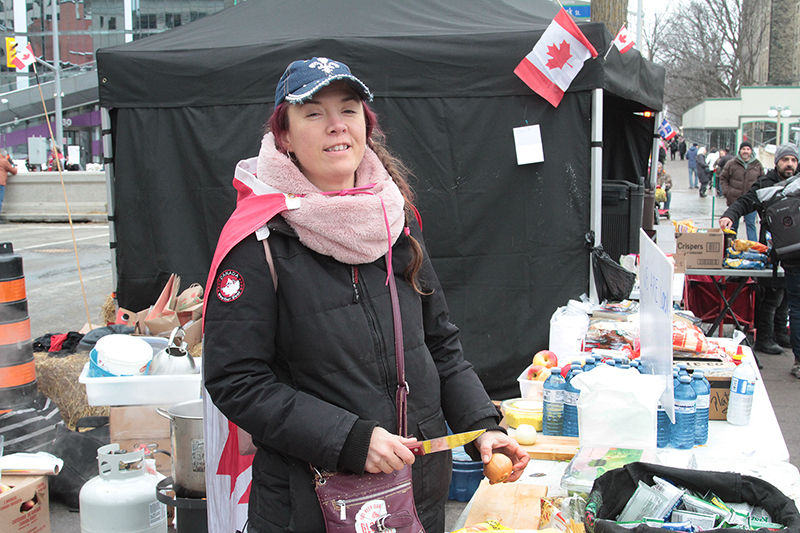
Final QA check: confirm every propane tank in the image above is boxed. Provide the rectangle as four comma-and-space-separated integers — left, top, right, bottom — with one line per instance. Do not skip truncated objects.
80, 443, 168, 533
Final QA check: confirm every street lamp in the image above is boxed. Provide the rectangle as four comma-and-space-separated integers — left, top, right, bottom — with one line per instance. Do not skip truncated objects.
768, 105, 792, 145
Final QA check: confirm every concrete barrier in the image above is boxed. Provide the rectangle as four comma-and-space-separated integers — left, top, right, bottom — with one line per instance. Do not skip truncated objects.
1, 171, 107, 222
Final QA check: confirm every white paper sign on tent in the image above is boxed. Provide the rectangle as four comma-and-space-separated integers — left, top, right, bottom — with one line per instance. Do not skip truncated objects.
513, 124, 544, 165
638, 228, 675, 421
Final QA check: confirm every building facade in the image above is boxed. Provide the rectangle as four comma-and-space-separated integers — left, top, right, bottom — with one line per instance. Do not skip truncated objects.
0, 0, 232, 166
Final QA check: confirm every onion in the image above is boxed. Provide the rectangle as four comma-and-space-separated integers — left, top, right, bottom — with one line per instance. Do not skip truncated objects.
514, 424, 537, 446
483, 453, 514, 483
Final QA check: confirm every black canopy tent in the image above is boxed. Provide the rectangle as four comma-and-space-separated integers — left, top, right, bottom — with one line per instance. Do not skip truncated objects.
96, 0, 664, 398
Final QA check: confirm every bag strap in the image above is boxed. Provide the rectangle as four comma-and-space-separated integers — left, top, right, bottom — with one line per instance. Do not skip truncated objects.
386, 254, 408, 438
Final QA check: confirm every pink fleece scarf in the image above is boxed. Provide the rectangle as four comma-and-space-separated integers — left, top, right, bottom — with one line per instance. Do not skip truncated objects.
256, 132, 405, 265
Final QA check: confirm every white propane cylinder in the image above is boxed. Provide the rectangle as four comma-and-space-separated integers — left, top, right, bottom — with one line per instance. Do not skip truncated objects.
80, 443, 168, 533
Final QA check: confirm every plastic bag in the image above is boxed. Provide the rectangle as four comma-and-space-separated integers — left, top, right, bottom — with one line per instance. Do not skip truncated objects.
550, 303, 591, 359
591, 247, 636, 302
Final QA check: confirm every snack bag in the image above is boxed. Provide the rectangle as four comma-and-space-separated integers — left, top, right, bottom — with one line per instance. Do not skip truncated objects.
672, 321, 708, 354
451, 519, 513, 532
732, 239, 768, 253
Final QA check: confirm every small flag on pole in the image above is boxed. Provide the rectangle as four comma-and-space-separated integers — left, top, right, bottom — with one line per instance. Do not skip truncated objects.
514, 8, 598, 108
659, 118, 677, 141
12, 44, 36, 69
612, 25, 636, 54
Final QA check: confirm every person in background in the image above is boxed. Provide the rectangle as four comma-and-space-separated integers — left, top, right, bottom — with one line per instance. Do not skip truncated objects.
0, 149, 17, 221
658, 143, 667, 166
687, 142, 698, 188
696, 146, 710, 197
203, 57, 529, 533
47, 147, 65, 171
679, 137, 687, 161
656, 162, 672, 211
719, 143, 800, 368
719, 141, 763, 242
706, 146, 721, 197
669, 138, 678, 161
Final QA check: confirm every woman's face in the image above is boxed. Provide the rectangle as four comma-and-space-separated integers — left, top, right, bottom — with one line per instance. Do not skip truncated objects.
282, 82, 367, 192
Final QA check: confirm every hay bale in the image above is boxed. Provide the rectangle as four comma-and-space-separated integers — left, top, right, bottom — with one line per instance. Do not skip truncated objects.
34, 351, 108, 430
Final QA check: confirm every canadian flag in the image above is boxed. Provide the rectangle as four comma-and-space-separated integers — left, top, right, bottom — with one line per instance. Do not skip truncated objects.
612, 25, 636, 54
12, 44, 36, 69
514, 8, 598, 108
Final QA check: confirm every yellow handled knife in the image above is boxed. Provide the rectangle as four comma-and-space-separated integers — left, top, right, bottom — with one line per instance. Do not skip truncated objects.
405, 429, 486, 456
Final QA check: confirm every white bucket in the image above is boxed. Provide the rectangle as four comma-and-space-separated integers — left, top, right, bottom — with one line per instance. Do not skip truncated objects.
94, 334, 153, 376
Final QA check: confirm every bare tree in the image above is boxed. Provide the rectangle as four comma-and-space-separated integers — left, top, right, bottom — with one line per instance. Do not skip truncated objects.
641, 9, 669, 62
651, 0, 770, 127
591, 0, 629, 35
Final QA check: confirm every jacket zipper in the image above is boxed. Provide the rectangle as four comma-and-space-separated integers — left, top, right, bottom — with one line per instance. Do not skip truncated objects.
351, 266, 361, 303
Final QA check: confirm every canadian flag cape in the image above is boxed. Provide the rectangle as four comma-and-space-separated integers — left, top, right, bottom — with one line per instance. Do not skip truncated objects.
514, 8, 598, 107
202, 157, 299, 533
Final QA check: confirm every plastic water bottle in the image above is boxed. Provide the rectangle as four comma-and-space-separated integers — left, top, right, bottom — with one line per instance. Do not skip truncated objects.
584, 356, 596, 373
656, 398, 671, 448
562, 369, 582, 437
728, 356, 757, 426
677, 362, 689, 378
691, 370, 710, 445
670, 375, 697, 449
542, 371, 565, 436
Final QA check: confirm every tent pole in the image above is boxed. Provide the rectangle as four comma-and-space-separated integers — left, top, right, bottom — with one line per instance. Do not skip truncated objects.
101, 107, 118, 299
590, 88, 604, 304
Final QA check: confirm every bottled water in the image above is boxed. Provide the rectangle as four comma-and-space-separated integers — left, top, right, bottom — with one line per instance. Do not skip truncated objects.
727, 356, 757, 426
656, 398, 671, 448
691, 370, 710, 445
670, 375, 697, 449
562, 369, 582, 437
542, 371, 565, 436
677, 362, 689, 378
584, 356, 596, 373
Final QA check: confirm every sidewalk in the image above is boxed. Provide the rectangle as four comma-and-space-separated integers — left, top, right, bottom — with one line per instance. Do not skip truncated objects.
655, 156, 800, 470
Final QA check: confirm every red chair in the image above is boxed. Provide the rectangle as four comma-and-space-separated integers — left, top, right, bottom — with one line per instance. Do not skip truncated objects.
683, 274, 756, 336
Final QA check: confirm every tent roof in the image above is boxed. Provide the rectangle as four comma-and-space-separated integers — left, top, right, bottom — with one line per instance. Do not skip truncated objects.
97, 0, 663, 110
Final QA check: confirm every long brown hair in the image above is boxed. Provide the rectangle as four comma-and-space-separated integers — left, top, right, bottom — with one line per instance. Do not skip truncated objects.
267, 100, 428, 294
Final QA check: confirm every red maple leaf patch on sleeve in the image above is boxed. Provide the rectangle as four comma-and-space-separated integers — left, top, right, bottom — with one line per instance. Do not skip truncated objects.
546, 40, 573, 69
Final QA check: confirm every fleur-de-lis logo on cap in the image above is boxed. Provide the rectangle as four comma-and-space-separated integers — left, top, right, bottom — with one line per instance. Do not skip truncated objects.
309, 58, 339, 75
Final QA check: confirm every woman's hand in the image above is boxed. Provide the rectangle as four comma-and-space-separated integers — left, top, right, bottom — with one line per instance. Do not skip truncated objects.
474, 430, 530, 483
364, 427, 417, 474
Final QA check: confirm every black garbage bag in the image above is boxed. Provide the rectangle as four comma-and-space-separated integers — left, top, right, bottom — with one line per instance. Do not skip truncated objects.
585, 462, 800, 533
586, 233, 636, 302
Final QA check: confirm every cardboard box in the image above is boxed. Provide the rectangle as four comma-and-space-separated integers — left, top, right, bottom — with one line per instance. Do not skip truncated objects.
109, 405, 172, 477
0, 475, 49, 533
675, 229, 725, 269
685, 360, 736, 420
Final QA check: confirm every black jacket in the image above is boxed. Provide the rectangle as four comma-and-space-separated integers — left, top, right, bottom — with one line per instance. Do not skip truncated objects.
722, 168, 781, 245
204, 216, 500, 533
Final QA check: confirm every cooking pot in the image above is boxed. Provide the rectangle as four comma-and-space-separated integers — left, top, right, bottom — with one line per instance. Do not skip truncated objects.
156, 399, 205, 498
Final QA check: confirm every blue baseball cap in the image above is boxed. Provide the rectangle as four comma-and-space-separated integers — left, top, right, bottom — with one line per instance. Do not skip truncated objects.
274, 57, 373, 105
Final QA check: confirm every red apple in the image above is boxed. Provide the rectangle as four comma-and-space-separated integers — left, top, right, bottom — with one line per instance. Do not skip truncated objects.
561, 365, 570, 379
526, 364, 551, 382
532, 350, 558, 369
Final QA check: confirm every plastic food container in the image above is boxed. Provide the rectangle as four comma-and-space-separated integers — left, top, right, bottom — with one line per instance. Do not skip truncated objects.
79, 360, 202, 406
502, 398, 543, 430
93, 334, 153, 376
518, 366, 545, 399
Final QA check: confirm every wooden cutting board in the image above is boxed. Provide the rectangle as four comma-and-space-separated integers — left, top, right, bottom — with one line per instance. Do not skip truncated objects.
520, 435, 580, 460
464, 479, 548, 530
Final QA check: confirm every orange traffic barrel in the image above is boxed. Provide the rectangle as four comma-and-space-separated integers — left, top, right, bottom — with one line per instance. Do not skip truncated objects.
0, 242, 36, 410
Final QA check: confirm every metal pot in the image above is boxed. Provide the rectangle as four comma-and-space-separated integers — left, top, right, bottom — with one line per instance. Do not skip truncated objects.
156, 399, 205, 498
148, 327, 197, 376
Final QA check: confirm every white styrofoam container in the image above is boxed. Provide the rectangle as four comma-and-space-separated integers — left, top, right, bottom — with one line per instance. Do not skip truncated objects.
78, 360, 202, 406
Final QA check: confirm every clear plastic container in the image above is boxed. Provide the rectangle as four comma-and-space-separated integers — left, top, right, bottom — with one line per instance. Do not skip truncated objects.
501, 398, 543, 430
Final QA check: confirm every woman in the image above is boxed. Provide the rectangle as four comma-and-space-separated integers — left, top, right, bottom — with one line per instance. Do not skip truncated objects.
204, 57, 529, 533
